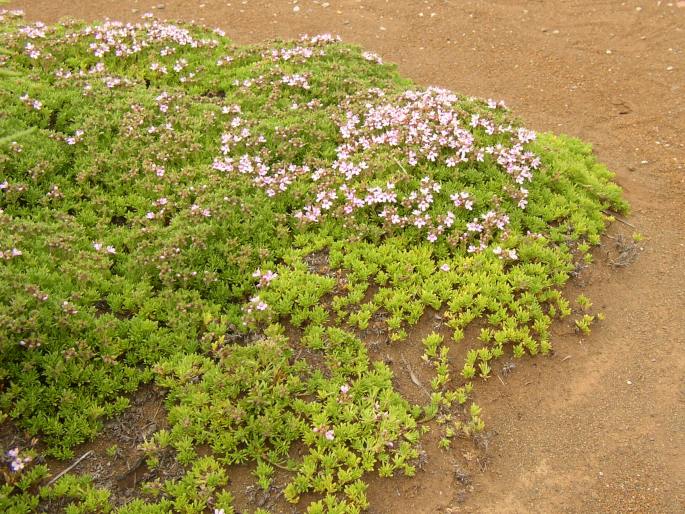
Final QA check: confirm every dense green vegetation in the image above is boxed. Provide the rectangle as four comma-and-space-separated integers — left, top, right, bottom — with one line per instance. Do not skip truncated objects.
0, 9, 626, 513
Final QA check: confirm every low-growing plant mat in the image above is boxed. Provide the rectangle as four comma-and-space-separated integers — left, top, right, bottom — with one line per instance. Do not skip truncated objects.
0, 5, 678, 513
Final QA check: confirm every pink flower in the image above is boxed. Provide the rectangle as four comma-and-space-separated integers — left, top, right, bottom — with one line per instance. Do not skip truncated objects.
248, 296, 268, 312
340, 384, 350, 394
253, 269, 278, 288
325, 430, 335, 441
440, 263, 450, 272
362, 51, 383, 64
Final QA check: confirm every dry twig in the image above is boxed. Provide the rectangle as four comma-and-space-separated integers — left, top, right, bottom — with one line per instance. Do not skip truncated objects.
400, 352, 431, 399
47, 450, 93, 486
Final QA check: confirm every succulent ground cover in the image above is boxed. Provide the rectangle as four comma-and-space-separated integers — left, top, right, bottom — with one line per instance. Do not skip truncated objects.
0, 9, 627, 513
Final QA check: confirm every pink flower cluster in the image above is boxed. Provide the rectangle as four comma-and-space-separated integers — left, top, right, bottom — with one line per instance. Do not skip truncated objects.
65, 129, 84, 145
252, 269, 278, 288
265, 46, 317, 62
281, 73, 311, 89
245, 295, 268, 313
16, 15, 220, 91
463, 210, 512, 253
216, 55, 233, 66
0, 9, 25, 23
312, 426, 335, 440
451, 191, 473, 210
93, 242, 116, 254
493, 246, 518, 260
210, 85, 540, 252
19, 93, 42, 110
243, 268, 279, 321
232, 75, 266, 89
143, 197, 169, 221
362, 51, 383, 64
81, 19, 218, 60
23, 41, 42, 59
292, 88, 538, 249
5, 448, 32, 473
290, 99, 322, 111
301, 33, 342, 46
0, 247, 22, 260
190, 204, 212, 217
19, 21, 47, 39
213, 149, 311, 198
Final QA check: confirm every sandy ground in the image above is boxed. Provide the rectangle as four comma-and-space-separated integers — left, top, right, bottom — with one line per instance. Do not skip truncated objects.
7, 1, 685, 512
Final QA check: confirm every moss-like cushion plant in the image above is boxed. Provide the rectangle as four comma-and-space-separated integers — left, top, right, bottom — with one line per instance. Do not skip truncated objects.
0, 10, 626, 513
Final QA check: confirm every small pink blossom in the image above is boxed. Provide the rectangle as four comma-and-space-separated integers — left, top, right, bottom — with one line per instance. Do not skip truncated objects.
362, 51, 383, 64
247, 296, 268, 312
253, 269, 278, 288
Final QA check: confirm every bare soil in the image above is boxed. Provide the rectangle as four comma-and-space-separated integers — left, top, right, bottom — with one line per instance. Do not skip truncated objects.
7, 1, 685, 512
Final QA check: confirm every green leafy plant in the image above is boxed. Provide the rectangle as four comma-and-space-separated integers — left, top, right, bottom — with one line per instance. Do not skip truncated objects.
0, 10, 626, 512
